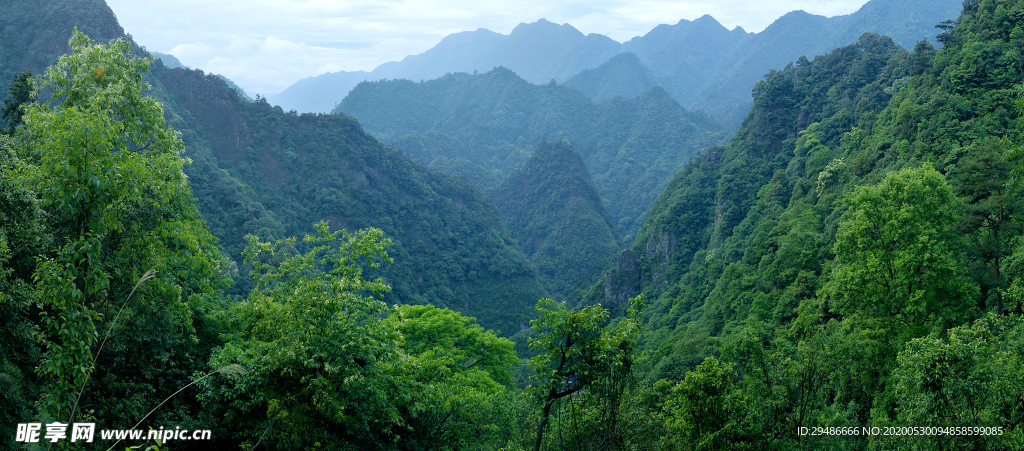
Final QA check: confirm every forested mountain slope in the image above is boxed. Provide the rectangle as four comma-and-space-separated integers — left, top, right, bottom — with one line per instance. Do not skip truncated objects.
0, 0, 547, 335
691, 0, 963, 125
337, 68, 725, 239
492, 141, 621, 303
588, 0, 1024, 446
0, 0, 124, 94
563, 52, 661, 103
148, 66, 546, 334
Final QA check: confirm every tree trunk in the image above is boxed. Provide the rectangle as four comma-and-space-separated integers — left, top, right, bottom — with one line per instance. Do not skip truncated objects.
533, 392, 556, 451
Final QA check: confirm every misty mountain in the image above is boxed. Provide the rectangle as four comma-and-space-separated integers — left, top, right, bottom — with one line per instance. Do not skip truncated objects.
273, 0, 961, 126
271, 19, 621, 113
563, 52, 661, 102
270, 70, 371, 113
153, 51, 253, 100
337, 67, 726, 240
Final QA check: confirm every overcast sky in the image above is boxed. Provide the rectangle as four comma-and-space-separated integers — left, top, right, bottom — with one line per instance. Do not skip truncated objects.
106, 0, 872, 96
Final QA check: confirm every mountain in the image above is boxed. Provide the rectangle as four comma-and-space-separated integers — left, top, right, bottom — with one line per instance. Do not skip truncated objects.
270, 19, 621, 113
623, 0, 964, 124
492, 141, 621, 302
337, 68, 726, 240
150, 67, 545, 335
270, 70, 370, 113
588, 0, 1024, 443
563, 52, 662, 102
0, 0, 125, 95
374, 19, 623, 85
621, 14, 751, 107
272, 0, 962, 125
0, 0, 549, 335
153, 51, 252, 100
152, 51, 185, 68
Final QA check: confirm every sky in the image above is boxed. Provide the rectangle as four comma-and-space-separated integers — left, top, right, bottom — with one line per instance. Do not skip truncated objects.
106, 0, 872, 97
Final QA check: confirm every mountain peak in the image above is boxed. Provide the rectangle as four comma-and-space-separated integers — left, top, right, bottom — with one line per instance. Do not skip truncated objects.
509, 18, 584, 39
564, 51, 660, 103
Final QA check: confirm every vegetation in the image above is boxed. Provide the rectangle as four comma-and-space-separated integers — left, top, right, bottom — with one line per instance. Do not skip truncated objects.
591, 0, 1024, 448
4, 0, 1024, 449
493, 141, 621, 303
141, 58, 547, 336
338, 68, 725, 240
1, 28, 229, 447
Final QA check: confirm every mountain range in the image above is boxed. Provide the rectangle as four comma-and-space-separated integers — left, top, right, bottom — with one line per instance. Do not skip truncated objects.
337, 68, 725, 240
269, 0, 962, 126
0, 0, 552, 335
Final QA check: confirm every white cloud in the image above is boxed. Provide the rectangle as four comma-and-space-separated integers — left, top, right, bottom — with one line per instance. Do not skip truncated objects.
108, 0, 871, 95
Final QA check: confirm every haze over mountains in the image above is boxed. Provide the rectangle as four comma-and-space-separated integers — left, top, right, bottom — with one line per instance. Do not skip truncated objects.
270, 0, 962, 125
337, 68, 724, 240
6, 0, 1024, 447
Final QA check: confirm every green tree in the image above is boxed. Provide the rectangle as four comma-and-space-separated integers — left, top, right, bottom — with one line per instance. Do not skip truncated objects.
390, 304, 518, 386
951, 137, 1023, 314
527, 295, 643, 451
660, 357, 741, 451
18, 28, 227, 426
823, 165, 978, 338
1, 70, 34, 134
387, 305, 521, 449
887, 314, 1024, 450
204, 222, 405, 449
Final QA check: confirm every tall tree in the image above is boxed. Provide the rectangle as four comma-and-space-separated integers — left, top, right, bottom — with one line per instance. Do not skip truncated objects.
823, 165, 978, 338
1, 70, 34, 134
205, 223, 406, 449
19, 28, 227, 424
527, 296, 643, 451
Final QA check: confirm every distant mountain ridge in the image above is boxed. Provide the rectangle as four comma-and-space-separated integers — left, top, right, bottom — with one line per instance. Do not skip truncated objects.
153, 51, 252, 100
563, 52, 660, 103
337, 67, 726, 240
272, 0, 962, 126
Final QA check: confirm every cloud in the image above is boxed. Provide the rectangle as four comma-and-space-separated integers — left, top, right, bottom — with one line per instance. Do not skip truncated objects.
107, 0, 871, 95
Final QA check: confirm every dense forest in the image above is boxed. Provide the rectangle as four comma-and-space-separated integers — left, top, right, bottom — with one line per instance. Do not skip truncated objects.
2, 0, 1024, 450
1, 0, 556, 337
492, 141, 621, 303
338, 70, 724, 240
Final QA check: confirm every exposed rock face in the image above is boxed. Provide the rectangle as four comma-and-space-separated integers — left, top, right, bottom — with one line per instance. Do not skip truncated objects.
604, 249, 640, 306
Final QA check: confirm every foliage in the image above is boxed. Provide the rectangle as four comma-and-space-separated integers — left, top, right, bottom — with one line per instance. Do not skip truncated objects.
206, 225, 525, 450
13, 28, 229, 436
389, 304, 518, 386
527, 295, 643, 451
824, 165, 978, 338
1, 70, 34, 134
659, 357, 742, 451
337, 68, 725, 240
387, 304, 521, 449
0, 133, 46, 449
204, 223, 405, 449
885, 313, 1024, 450
493, 140, 621, 303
